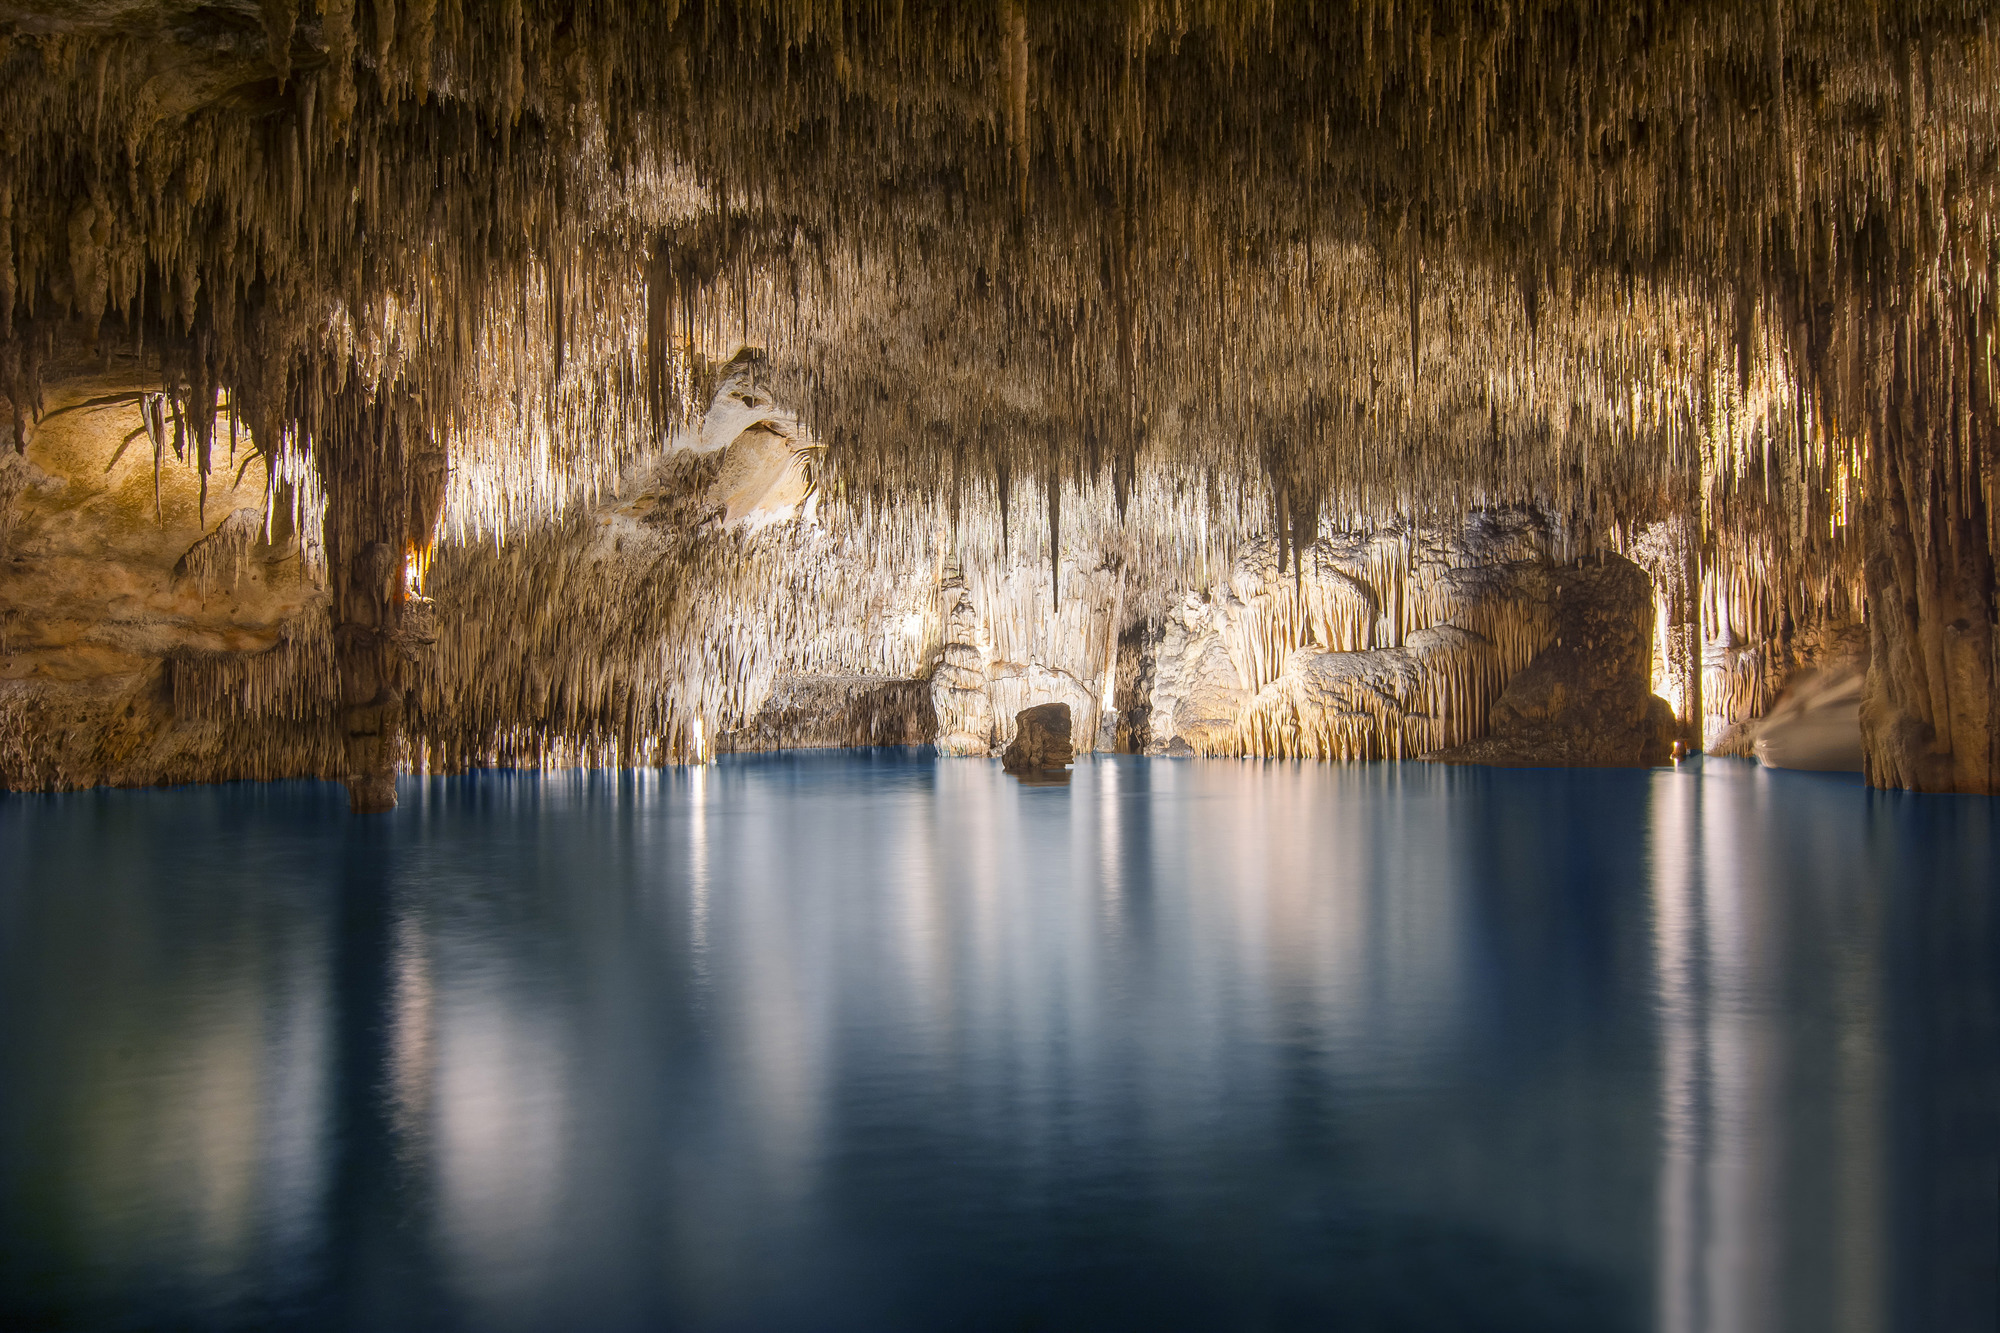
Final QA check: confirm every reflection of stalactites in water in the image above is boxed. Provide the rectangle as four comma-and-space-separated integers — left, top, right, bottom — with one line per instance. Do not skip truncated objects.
1650, 770, 1733, 1333
2, 762, 1969, 1326
687, 762, 711, 980
435, 993, 572, 1318
1649, 769, 1884, 1333
1650, 769, 1782, 1331
1698, 773, 1780, 1333
388, 907, 435, 1155
1827, 895, 1886, 1333
1753, 660, 1864, 772
1095, 758, 1122, 929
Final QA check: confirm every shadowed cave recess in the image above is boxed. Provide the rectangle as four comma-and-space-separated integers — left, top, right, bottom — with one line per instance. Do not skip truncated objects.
0, 0, 1993, 810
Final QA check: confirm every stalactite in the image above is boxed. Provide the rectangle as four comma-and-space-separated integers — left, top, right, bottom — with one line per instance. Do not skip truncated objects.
1046, 459, 1059, 611
260, 0, 296, 87
0, 1, 1992, 791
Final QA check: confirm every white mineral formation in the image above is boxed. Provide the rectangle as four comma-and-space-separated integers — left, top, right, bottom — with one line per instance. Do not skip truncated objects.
1133, 513, 1562, 760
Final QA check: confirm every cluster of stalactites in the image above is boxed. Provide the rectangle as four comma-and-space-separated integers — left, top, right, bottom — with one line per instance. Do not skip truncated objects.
167, 608, 338, 727
0, 1, 1994, 767
3, 6, 1990, 501
407, 446, 1258, 769
1183, 519, 1560, 761
0, 2, 710, 542
643, 0, 1995, 579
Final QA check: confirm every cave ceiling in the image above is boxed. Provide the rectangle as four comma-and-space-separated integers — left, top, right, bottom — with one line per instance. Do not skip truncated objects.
0, 0, 1993, 588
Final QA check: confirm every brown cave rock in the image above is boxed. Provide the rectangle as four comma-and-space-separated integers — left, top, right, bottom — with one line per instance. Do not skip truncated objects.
1431, 556, 1676, 769
1002, 703, 1073, 774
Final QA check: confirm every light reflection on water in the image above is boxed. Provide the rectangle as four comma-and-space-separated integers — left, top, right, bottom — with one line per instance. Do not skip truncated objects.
0, 755, 1993, 1331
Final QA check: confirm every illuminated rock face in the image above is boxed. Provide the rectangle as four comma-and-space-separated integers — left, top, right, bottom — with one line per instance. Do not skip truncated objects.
1756, 660, 1866, 773
1126, 513, 1565, 761
0, 372, 333, 793
1708, 623, 1867, 761
1431, 558, 1677, 769
0, 397, 1700, 791
926, 511, 1577, 764
1862, 468, 1999, 793
932, 576, 998, 755
931, 559, 1122, 758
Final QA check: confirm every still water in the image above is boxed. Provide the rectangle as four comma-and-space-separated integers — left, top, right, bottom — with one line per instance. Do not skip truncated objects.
1, 755, 1994, 1332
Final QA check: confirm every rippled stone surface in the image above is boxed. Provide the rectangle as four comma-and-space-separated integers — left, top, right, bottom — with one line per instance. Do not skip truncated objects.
1, 756, 1994, 1331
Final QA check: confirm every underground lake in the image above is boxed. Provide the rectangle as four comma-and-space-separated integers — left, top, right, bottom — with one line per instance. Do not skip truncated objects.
2, 753, 1993, 1332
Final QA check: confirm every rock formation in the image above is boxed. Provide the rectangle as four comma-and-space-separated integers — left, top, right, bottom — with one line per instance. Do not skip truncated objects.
1430, 557, 1677, 769
1709, 621, 1869, 760
1001, 704, 1072, 775
1124, 513, 1562, 761
0, 365, 335, 791
932, 557, 1123, 759
719, 676, 936, 753
0, 3, 1995, 798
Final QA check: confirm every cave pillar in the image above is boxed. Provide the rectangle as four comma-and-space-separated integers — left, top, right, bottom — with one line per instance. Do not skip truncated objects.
318, 382, 446, 813
332, 542, 407, 813
1859, 379, 1999, 793
1666, 522, 1704, 751
1631, 516, 1704, 750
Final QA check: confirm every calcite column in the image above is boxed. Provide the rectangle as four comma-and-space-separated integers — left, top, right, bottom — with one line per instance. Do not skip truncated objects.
330, 539, 407, 813
1630, 517, 1704, 751
317, 380, 446, 813
1860, 410, 1998, 793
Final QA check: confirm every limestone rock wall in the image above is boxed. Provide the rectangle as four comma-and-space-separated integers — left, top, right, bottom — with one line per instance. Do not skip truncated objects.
718, 675, 936, 752
0, 364, 1787, 790
0, 379, 1683, 791
1124, 513, 1563, 760
0, 369, 333, 792
931, 575, 996, 755
1750, 649, 1867, 771
1707, 621, 1869, 760
412, 452, 944, 771
1429, 557, 1677, 768
931, 558, 1124, 757
1627, 520, 1869, 758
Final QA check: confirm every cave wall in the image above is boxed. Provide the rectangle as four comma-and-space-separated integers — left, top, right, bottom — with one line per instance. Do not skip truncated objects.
719, 676, 936, 752
1628, 520, 1869, 757
1429, 557, 1678, 769
0, 365, 335, 791
0, 360, 1820, 790
1861, 400, 1999, 793
931, 557, 1125, 757
2, 374, 1686, 788
1118, 512, 1644, 763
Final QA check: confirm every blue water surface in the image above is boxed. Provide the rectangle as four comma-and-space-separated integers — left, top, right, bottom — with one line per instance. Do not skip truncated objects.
1, 755, 1994, 1332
